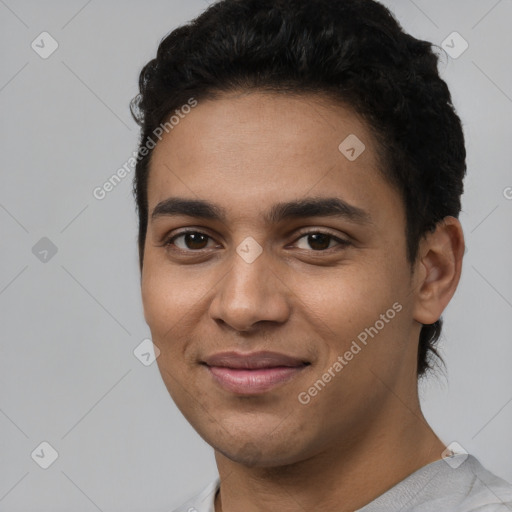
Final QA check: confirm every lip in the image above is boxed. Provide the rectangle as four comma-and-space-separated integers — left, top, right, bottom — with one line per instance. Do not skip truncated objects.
202, 351, 310, 395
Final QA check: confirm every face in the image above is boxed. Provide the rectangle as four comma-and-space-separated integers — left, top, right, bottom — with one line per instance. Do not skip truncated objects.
141, 91, 422, 467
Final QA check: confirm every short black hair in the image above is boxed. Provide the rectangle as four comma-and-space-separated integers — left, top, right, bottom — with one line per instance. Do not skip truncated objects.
130, 0, 466, 377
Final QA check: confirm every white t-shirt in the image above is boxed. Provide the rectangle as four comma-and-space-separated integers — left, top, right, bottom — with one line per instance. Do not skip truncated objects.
172, 455, 512, 512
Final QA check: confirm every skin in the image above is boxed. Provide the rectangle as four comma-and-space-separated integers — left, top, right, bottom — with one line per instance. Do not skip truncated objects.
141, 91, 465, 512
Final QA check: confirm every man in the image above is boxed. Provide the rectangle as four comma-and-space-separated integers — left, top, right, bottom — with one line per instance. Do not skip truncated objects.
129, 0, 512, 510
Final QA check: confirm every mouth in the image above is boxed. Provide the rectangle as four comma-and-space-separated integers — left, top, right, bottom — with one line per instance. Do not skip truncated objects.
201, 351, 311, 395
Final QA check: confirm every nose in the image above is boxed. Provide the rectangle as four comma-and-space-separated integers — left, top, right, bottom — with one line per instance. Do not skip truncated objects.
208, 245, 291, 333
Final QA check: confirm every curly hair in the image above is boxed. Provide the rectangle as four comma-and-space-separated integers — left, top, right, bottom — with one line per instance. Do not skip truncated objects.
130, 0, 466, 377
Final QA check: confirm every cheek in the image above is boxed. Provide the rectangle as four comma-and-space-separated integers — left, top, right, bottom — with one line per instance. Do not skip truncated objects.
293, 264, 393, 332
290, 259, 410, 378
141, 266, 190, 367
141, 266, 168, 331
141, 256, 195, 330
141, 268, 196, 402
140, 259, 214, 372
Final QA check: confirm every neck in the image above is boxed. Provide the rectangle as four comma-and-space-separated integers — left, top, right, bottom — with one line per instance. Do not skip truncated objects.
214, 399, 445, 512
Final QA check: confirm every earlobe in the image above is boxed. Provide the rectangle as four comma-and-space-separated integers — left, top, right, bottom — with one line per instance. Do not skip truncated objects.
412, 216, 465, 325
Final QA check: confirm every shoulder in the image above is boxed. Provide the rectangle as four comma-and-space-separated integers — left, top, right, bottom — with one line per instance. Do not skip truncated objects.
171, 478, 220, 512
358, 454, 512, 512
454, 455, 512, 512
465, 505, 512, 512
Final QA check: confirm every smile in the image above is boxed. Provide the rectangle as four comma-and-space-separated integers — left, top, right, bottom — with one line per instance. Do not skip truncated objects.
202, 350, 310, 395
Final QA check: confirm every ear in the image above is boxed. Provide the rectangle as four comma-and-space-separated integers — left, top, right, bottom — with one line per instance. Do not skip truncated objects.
412, 216, 465, 325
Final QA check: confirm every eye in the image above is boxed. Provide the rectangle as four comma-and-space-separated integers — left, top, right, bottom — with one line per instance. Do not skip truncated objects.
293, 231, 351, 251
162, 229, 351, 253
165, 230, 220, 251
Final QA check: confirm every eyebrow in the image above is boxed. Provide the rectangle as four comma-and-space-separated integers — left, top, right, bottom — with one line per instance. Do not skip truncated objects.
150, 196, 373, 225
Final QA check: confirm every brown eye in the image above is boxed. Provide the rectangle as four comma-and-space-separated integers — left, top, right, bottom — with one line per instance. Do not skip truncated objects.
294, 232, 350, 251
306, 233, 331, 250
167, 231, 217, 251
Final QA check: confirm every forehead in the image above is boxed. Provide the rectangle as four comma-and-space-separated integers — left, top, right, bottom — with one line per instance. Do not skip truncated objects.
146, 91, 398, 225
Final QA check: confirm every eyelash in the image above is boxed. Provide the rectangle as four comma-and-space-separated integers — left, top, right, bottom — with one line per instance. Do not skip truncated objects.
162, 228, 352, 253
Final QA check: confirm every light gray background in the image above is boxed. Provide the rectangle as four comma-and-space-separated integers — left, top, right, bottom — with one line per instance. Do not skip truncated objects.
0, 0, 511, 510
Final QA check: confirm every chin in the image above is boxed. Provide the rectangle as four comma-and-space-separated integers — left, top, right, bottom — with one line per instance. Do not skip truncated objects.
207, 426, 312, 468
